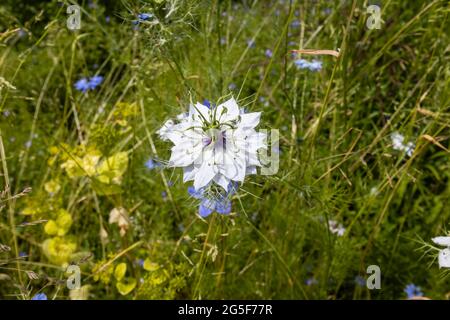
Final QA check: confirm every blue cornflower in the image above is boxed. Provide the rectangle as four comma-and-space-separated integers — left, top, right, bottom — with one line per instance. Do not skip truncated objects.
265, 49, 273, 58
354, 275, 366, 287
161, 191, 167, 199
105, 16, 110, 23
228, 83, 237, 90
19, 252, 27, 257
404, 284, 423, 299
74, 78, 90, 93
145, 158, 161, 170
31, 293, 47, 300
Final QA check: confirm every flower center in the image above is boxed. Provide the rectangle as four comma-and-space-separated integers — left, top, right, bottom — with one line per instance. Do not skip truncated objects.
202, 130, 227, 148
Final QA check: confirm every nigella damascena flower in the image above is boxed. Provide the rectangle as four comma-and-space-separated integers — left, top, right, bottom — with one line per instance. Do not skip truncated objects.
404, 284, 423, 299
133, 13, 154, 25
391, 132, 415, 157
328, 220, 345, 236
74, 75, 104, 93
188, 181, 238, 217
432, 236, 450, 268
88, 75, 104, 89
157, 97, 267, 192
31, 293, 47, 300
74, 78, 90, 93
294, 59, 322, 72
145, 158, 162, 170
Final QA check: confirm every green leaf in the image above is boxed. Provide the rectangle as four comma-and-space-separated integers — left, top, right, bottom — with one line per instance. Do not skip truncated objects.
91, 180, 123, 195
96, 152, 128, 184
116, 279, 136, 296
143, 258, 159, 272
114, 263, 127, 281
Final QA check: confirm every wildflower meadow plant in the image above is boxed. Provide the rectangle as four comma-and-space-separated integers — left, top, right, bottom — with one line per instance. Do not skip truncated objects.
157, 97, 270, 216
31, 293, 47, 300
294, 58, 322, 71
0, 0, 449, 303
404, 284, 423, 299
390, 132, 415, 157
74, 75, 104, 93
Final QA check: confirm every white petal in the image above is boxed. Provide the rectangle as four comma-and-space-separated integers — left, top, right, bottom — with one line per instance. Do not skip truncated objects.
391, 132, 405, 151
176, 112, 189, 120
216, 97, 240, 122
214, 174, 230, 191
194, 151, 217, 190
169, 144, 196, 167
194, 166, 216, 190
247, 150, 261, 166
157, 120, 174, 140
239, 112, 261, 129
183, 165, 198, 182
221, 152, 246, 181
438, 248, 450, 268
432, 237, 450, 247
190, 103, 211, 124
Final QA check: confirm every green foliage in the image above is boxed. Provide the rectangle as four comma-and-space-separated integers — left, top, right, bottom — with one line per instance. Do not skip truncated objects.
0, 0, 449, 300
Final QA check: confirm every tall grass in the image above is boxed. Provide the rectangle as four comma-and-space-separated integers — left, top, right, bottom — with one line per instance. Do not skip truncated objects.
0, 0, 449, 300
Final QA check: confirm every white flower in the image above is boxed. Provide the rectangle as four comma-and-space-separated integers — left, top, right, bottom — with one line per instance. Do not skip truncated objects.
390, 132, 415, 157
391, 132, 405, 151
432, 236, 450, 268
328, 220, 345, 236
157, 97, 267, 191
